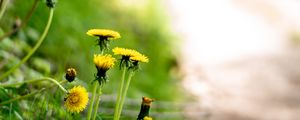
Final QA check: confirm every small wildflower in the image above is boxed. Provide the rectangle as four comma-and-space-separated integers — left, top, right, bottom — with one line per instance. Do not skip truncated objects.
112, 47, 148, 69
64, 86, 89, 113
137, 97, 154, 120
143, 116, 153, 120
65, 68, 77, 82
130, 52, 149, 70
93, 54, 115, 84
113, 47, 138, 68
86, 29, 120, 39
112, 47, 139, 57
87, 29, 120, 51
130, 54, 149, 63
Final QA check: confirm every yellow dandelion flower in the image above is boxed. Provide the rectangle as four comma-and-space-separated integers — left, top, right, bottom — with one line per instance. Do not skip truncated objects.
113, 47, 149, 69
112, 47, 139, 57
86, 29, 121, 40
93, 54, 115, 84
130, 53, 149, 63
112, 47, 141, 68
64, 86, 89, 113
93, 54, 115, 70
143, 116, 153, 120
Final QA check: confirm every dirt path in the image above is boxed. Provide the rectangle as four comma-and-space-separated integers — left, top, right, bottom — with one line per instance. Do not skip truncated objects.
167, 0, 300, 119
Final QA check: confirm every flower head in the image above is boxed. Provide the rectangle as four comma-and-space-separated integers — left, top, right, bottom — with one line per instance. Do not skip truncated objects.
86, 29, 121, 40
65, 68, 77, 82
94, 54, 115, 70
130, 53, 149, 63
130, 52, 148, 70
93, 54, 115, 84
86, 29, 121, 52
137, 97, 154, 120
143, 116, 153, 120
112, 47, 139, 57
64, 86, 89, 113
112, 47, 148, 69
142, 96, 154, 106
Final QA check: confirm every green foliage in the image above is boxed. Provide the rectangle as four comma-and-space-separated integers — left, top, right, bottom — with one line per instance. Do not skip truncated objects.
0, 0, 183, 119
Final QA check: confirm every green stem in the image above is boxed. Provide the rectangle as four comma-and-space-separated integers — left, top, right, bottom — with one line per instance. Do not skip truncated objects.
87, 83, 98, 120
0, 77, 67, 93
113, 68, 126, 120
0, 79, 67, 106
117, 71, 135, 120
92, 86, 102, 120
0, 0, 9, 21
0, 8, 54, 81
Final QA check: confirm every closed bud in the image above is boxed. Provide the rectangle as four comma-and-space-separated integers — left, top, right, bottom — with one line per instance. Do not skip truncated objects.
137, 97, 154, 120
46, 0, 56, 8
65, 68, 76, 82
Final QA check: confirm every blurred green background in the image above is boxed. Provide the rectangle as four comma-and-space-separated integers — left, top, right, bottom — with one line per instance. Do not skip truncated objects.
0, 0, 185, 119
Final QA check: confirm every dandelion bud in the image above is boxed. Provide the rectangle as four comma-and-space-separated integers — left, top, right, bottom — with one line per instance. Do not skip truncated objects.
65, 68, 77, 82
137, 97, 154, 120
46, 0, 56, 8
86, 29, 120, 52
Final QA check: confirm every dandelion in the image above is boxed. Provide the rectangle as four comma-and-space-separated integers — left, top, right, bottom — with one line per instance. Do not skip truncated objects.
64, 86, 89, 113
88, 54, 115, 120
65, 68, 77, 82
113, 48, 149, 120
87, 29, 120, 39
143, 116, 153, 120
113, 47, 139, 68
130, 54, 149, 63
87, 29, 120, 51
112, 47, 139, 57
137, 97, 154, 120
93, 54, 115, 84
112, 47, 148, 69
130, 52, 149, 70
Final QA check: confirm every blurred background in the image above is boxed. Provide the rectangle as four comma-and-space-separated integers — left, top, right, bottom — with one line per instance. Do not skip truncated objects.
170, 0, 300, 120
1, 0, 300, 120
